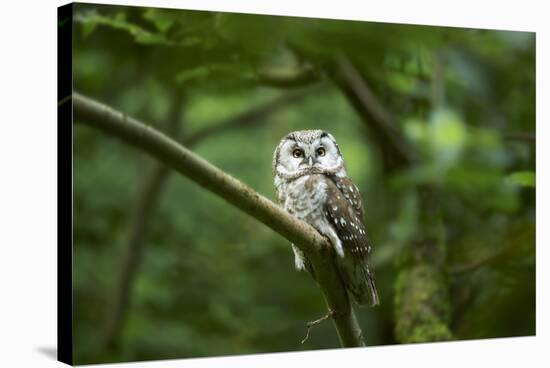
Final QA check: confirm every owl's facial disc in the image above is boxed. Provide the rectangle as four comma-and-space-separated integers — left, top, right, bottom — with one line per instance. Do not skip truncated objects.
275, 132, 346, 179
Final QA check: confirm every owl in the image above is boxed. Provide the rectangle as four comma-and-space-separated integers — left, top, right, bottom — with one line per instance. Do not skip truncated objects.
273, 129, 379, 306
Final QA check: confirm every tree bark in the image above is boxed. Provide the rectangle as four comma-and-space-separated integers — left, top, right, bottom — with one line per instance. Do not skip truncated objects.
73, 91, 365, 348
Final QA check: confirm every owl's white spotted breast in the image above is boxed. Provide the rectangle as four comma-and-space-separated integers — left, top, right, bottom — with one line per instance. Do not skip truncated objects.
278, 174, 345, 257
282, 175, 326, 218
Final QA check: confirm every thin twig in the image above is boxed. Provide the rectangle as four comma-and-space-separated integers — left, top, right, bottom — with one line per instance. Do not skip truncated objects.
301, 309, 335, 344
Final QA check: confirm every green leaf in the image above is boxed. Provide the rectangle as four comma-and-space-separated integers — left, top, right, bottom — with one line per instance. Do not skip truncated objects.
506, 171, 536, 188
143, 8, 175, 33
175, 66, 211, 84
81, 21, 97, 38
74, 10, 199, 47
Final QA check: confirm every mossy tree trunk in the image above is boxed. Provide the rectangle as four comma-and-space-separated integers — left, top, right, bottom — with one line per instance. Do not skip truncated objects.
330, 56, 454, 344
394, 188, 453, 343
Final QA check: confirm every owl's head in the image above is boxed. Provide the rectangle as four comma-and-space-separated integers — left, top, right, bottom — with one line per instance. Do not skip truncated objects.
273, 129, 346, 180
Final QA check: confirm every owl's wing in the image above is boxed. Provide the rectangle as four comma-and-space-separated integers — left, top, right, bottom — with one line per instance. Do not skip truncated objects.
331, 176, 365, 220
323, 176, 379, 306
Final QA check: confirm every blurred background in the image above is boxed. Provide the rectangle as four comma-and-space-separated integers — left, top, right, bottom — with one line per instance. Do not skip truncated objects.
72, 3, 535, 365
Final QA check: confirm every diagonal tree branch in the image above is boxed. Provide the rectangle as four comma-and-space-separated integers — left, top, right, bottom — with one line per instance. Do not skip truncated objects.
73, 91, 365, 348
100, 84, 327, 350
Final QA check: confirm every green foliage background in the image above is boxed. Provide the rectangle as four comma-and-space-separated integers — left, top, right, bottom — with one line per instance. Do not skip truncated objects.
72, 3, 535, 364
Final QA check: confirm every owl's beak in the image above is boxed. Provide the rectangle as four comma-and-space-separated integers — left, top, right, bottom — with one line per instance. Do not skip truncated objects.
308, 156, 313, 167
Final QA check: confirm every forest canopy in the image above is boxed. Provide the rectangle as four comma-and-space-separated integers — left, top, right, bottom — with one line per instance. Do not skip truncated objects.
71, 3, 535, 365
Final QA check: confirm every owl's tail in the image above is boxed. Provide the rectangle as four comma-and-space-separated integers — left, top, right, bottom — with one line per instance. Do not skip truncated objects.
353, 267, 379, 307
337, 258, 380, 307
365, 272, 380, 306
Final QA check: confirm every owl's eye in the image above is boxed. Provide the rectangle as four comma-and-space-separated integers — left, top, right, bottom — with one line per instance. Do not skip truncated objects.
316, 147, 326, 157
292, 149, 303, 158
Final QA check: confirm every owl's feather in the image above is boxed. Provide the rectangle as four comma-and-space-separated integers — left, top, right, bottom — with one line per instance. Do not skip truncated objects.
324, 176, 379, 306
